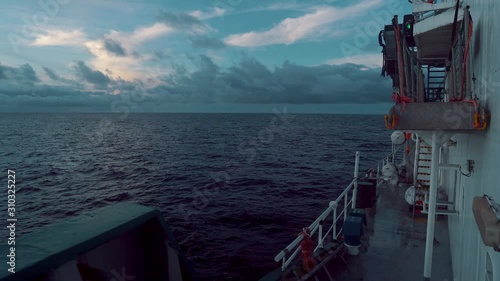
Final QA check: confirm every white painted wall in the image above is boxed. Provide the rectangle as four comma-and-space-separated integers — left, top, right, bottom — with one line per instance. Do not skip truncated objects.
446, 1, 500, 280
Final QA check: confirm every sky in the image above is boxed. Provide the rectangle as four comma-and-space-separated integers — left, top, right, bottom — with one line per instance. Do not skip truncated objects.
0, 0, 410, 113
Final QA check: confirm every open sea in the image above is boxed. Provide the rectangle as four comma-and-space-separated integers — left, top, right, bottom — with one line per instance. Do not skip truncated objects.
1, 112, 390, 280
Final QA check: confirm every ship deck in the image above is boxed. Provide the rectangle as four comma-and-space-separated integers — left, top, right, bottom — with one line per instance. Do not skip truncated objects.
331, 184, 454, 281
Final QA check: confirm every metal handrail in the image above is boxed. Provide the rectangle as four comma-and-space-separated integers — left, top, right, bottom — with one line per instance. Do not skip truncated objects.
273, 152, 360, 271
377, 141, 406, 174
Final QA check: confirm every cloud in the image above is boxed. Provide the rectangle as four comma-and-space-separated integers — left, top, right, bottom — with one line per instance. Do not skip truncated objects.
43, 66, 61, 81
42, 66, 76, 85
224, 0, 381, 47
157, 10, 207, 32
326, 53, 383, 68
155, 55, 390, 104
189, 7, 226, 20
31, 29, 87, 47
0, 88, 116, 112
103, 38, 126, 56
84, 23, 174, 80
0, 54, 391, 112
26, 23, 173, 80
0, 63, 39, 84
153, 50, 170, 60
117, 23, 174, 45
72, 61, 111, 88
188, 35, 226, 49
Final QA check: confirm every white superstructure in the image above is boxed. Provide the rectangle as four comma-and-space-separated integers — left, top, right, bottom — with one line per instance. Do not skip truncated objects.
444, 0, 500, 279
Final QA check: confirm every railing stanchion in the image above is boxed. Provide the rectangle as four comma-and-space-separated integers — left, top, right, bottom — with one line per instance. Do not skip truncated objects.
377, 162, 380, 180
352, 151, 360, 209
344, 192, 348, 221
330, 201, 337, 240
318, 222, 323, 249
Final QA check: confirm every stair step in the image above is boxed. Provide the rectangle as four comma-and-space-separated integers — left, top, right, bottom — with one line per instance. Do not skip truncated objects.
417, 174, 431, 181
417, 181, 430, 187
419, 154, 433, 160
418, 167, 431, 174
420, 146, 432, 152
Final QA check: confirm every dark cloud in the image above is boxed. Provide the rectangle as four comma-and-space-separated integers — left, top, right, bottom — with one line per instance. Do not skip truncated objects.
0, 56, 391, 112
188, 35, 226, 49
43, 67, 61, 81
153, 50, 169, 60
157, 10, 206, 30
0, 89, 116, 112
43, 66, 80, 86
0, 63, 39, 83
72, 61, 111, 88
103, 38, 126, 56
156, 56, 391, 104
19, 64, 39, 82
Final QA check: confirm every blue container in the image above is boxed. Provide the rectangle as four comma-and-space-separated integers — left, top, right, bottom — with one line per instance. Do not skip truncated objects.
343, 216, 362, 246
349, 208, 367, 226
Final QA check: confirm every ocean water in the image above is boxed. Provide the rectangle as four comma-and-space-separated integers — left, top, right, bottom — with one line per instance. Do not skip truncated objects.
1, 112, 390, 280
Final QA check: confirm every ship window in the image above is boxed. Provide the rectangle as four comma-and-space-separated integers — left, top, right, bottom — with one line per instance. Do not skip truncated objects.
486, 252, 494, 281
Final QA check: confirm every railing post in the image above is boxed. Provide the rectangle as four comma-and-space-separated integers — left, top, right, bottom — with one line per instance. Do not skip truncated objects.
377, 162, 380, 181
344, 193, 348, 221
318, 222, 323, 249
330, 201, 337, 240
282, 256, 286, 271
352, 151, 360, 209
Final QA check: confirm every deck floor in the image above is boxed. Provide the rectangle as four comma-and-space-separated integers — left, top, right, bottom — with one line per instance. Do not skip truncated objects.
331, 184, 454, 281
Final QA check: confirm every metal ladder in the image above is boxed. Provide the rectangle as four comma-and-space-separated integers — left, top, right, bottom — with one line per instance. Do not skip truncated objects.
425, 66, 446, 102
416, 140, 432, 187
416, 140, 459, 216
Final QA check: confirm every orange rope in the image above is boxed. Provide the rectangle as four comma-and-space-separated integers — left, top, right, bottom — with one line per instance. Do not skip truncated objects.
299, 228, 317, 272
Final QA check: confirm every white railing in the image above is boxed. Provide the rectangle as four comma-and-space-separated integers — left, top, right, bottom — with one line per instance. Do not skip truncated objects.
273, 151, 360, 271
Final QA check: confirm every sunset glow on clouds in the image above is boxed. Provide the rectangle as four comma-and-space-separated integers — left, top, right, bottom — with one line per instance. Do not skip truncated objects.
0, 0, 409, 112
